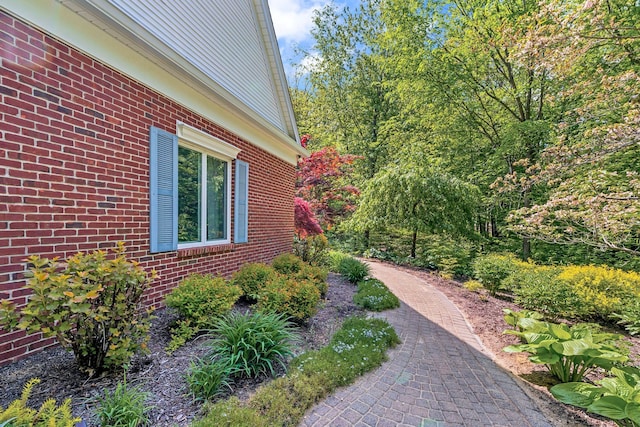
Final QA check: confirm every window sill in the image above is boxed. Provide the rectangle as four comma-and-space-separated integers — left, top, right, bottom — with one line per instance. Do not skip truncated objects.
177, 243, 234, 258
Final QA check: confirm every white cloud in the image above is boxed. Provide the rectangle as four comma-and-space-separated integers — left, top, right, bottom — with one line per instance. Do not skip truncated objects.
267, 0, 324, 43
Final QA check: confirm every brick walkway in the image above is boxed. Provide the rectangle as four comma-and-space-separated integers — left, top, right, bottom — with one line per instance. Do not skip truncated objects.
300, 261, 554, 427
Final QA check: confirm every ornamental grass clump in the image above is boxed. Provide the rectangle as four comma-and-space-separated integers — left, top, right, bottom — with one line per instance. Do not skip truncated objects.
0, 242, 156, 374
95, 376, 150, 427
207, 311, 300, 378
337, 256, 370, 283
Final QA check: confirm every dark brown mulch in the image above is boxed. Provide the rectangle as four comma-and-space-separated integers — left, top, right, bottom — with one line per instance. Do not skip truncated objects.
0, 273, 364, 426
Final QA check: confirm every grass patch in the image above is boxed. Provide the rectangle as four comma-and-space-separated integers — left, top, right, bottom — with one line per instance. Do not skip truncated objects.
353, 278, 400, 311
193, 316, 399, 426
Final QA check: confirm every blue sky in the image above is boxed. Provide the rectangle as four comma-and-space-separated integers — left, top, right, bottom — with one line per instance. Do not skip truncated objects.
267, 0, 359, 81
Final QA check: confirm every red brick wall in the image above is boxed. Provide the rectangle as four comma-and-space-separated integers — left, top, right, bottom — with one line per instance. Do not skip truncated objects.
0, 12, 296, 365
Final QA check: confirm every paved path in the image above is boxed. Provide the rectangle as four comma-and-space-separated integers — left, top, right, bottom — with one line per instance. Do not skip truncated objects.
300, 261, 554, 427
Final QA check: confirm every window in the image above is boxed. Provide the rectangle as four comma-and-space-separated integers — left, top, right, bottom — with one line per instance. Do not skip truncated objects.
150, 124, 246, 253
177, 146, 228, 245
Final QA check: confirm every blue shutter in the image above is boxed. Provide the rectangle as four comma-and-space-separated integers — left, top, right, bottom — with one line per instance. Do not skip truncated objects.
234, 160, 249, 243
149, 126, 178, 253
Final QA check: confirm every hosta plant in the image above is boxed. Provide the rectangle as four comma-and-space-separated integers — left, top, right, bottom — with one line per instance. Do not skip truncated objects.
551, 366, 640, 426
504, 318, 627, 383
502, 308, 544, 331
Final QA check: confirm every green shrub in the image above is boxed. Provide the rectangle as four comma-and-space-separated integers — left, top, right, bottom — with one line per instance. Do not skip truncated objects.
230, 263, 278, 301
296, 264, 329, 297
293, 234, 329, 266
504, 318, 627, 383
0, 243, 155, 374
353, 278, 400, 311
0, 378, 80, 427
463, 280, 484, 293
207, 311, 299, 378
165, 274, 241, 351
472, 253, 524, 296
551, 366, 640, 426
337, 256, 370, 283
555, 265, 640, 321
511, 266, 582, 320
186, 358, 235, 401
256, 276, 320, 323
95, 376, 150, 427
612, 299, 640, 335
271, 253, 305, 275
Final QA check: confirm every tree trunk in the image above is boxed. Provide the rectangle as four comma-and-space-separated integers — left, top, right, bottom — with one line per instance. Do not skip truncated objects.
522, 191, 531, 260
364, 229, 370, 250
411, 229, 418, 258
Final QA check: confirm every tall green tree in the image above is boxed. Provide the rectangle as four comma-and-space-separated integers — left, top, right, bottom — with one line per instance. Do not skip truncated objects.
348, 163, 481, 258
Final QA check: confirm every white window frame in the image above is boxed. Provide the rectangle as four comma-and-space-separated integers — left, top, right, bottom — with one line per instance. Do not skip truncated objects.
176, 122, 240, 248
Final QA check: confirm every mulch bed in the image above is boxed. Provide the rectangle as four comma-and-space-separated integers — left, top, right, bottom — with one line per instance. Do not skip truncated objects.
0, 273, 364, 426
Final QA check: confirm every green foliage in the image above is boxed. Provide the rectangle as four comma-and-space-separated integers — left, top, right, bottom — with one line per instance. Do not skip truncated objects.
327, 250, 350, 272
0, 243, 155, 374
230, 263, 278, 301
95, 376, 150, 427
0, 378, 80, 427
165, 274, 241, 352
472, 253, 525, 296
293, 316, 401, 388
271, 253, 305, 275
555, 265, 640, 321
463, 280, 484, 293
510, 263, 640, 324
336, 256, 370, 283
295, 264, 329, 297
502, 308, 544, 332
293, 234, 330, 266
194, 316, 399, 427
186, 359, 235, 402
353, 278, 400, 311
511, 266, 581, 320
192, 398, 268, 427
256, 276, 320, 323
207, 312, 300, 378
612, 299, 640, 336
551, 366, 640, 427
504, 318, 628, 383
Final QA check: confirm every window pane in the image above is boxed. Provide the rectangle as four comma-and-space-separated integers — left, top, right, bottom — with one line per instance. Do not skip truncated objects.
178, 146, 201, 243
207, 156, 227, 240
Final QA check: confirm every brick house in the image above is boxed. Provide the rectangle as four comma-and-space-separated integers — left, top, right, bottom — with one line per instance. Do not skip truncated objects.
0, 0, 306, 365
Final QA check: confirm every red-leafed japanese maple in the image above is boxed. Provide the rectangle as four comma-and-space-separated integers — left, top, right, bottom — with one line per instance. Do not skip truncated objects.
294, 197, 323, 238
296, 145, 360, 229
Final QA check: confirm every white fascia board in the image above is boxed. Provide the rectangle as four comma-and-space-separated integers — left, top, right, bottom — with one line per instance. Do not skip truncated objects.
0, 0, 308, 165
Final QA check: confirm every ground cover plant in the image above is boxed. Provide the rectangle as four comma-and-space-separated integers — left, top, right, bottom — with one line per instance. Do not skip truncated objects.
0, 243, 155, 374
192, 315, 400, 426
353, 278, 400, 311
